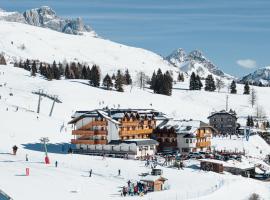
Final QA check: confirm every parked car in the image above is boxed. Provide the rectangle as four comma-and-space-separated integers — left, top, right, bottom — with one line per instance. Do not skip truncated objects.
188, 152, 204, 159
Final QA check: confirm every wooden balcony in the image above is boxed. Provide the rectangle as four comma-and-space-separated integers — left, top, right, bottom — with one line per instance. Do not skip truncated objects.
197, 132, 205, 138
71, 139, 95, 145
72, 130, 107, 136
121, 121, 139, 126
91, 121, 107, 126
95, 140, 107, 145
80, 120, 107, 130
120, 129, 153, 137
196, 141, 211, 148
71, 139, 107, 145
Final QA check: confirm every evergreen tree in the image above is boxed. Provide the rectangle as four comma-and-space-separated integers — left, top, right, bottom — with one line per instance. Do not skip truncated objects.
150, 71, 157, 90
86, 66, 91, 80
31, 61, 37, 76
112, 73, 116, 80
246, 116, 250, 126
250, 116, 254, 127
58, 62, 64, 76
81, 66, 88, 79
90, 65, 100, 87
124, 69, 132, 85
205, 74, 216, 91
115, 70, 124, 92
266, 121, 270, 128
25, 59, 31, 71
163, 71, 173, 96
103, 74, 113, 90
46, 65, 54, 80
189, 72, 196, 90
18, 61, 23, 68
64, 64, 71, 79
52, 61, 60, 80
243, 82, 250, 95
155, 69, 164, 94
195, 75, 202, 90
230, 80, 237, 94
177, 73, 184, 82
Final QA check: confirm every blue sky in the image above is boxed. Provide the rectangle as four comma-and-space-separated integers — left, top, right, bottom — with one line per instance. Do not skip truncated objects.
1, 0, 270, 77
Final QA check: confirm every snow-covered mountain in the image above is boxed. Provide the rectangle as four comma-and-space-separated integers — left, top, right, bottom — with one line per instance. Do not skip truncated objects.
166, 48, 233, 79
0, 20, 175, 76
0, 6, 95, 35
239, 66, 270, 86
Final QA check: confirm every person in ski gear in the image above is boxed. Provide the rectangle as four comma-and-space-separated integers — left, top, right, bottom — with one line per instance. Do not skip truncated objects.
55, 161, 58, 168
118, 169, 121, 176
12, 145, 18, 155
89, 169, 92, 177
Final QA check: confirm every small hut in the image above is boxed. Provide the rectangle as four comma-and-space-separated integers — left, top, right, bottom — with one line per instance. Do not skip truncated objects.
140, 176, 168, 192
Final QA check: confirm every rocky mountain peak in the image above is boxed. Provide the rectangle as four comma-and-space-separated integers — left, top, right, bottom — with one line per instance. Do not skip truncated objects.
239, 66, 270, 85
166, 48, 233, 79
0, 6, 95, 35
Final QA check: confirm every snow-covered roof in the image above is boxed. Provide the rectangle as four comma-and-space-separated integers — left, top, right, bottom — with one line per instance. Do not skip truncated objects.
157, 119, 209, 135
208, 109, 237, 119
69, 108, 167, 124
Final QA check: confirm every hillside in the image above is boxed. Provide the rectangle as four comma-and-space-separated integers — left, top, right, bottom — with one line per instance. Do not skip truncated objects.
1, 64, 270, 200
0, 20, 176, 77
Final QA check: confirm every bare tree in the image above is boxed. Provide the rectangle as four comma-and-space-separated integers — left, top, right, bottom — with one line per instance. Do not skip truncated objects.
136, 71, 148, 89
249, 88, 257, 108
216, 78, 225, 92
255, 104, 266, 119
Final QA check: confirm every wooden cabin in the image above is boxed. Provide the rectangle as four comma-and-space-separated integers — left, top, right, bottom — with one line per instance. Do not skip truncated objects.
140, 176, 168, 192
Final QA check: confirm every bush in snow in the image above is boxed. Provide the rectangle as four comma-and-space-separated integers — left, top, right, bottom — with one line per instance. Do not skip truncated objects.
248, 193, 260, 200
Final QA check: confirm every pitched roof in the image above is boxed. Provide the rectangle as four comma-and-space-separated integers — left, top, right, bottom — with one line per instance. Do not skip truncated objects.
207, 110, 237, 119
68, 108, 167, 125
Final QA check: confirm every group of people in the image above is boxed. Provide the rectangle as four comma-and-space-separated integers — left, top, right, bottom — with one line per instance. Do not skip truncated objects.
121, 180, 148, 197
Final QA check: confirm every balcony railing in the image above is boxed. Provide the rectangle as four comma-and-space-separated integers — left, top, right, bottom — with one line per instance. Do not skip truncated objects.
121, 121, 139, 126
72, 130, 107, 136
120, 129, 153, 136
91, 121, 108, 126
71, 139, 95, 145
80, 120, 107, 130
196, 141, 211, 148
71, 139, 107, 145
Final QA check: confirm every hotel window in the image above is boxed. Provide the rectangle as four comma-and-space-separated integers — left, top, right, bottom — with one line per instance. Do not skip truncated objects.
144, 146, 149, 150
150, 145, 154, 150
186, 139, 189, 144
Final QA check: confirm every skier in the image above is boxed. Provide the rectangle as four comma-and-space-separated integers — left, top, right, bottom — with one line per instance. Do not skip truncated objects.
55, 161, 58, 168
180, 160, 184, 169
89, 169, 92, 177
118, 169, 121, 176
25, 154, 29, 161
12, 145, 18, 155
122, 186, 127, 197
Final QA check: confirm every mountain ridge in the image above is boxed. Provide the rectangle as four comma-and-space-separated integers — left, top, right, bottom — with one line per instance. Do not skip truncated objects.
166, 48, 234, 80
0, 6, 95, 35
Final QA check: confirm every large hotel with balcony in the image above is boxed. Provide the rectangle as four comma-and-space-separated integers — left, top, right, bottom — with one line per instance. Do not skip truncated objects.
68, 109, 166, 158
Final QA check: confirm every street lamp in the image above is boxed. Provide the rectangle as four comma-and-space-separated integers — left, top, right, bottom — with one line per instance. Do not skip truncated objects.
40, 137, 50, 164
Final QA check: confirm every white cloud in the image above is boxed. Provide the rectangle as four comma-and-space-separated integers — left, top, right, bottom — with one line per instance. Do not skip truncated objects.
236, 59, 257, 68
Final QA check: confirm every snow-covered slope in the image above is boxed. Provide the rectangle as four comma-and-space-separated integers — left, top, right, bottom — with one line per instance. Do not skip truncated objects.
1, 65, 270, 200
239, 66, 270, 86
0, 6, 95, 35
0, 20, 175, 76
166, 48, 233, 80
